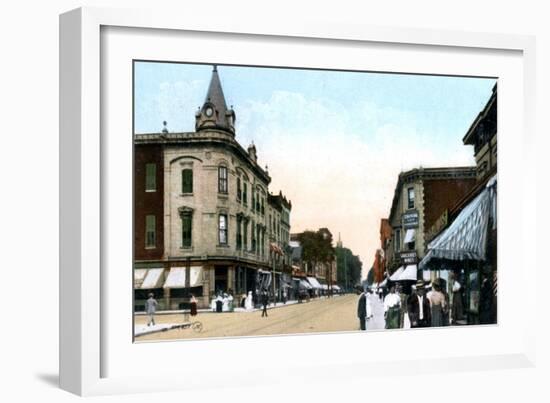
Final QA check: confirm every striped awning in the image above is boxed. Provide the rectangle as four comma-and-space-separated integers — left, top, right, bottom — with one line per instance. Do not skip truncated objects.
419, 175, 497, 270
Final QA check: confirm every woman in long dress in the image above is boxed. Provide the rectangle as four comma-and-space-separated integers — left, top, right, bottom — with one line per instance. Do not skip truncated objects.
244, 291, 253, 311
222, 293, 229, 312
190, 294, 198, 317
428, 282, 446, 327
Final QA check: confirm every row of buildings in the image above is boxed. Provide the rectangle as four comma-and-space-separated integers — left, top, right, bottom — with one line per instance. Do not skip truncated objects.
371, 83, 498, 325
134, 66, 338, 311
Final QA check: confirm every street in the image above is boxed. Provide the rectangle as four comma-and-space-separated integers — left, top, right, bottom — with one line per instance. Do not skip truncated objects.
135, 293, 386, 341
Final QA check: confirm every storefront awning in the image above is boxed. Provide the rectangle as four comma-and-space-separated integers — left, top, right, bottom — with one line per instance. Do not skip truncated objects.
306, 277, 323, 289
400, 265, 418, 281
403, 229, 416, 244
419, 175, 497, 270
140, 268, 164, 289
389, 266, 417, 281
134, 269, 148, 289
163, 267, 203, 288
332, 285, 341, 291
299, 279, 312, 289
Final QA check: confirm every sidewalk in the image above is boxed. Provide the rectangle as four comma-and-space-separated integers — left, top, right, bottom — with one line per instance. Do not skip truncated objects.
135, 294, 344, 316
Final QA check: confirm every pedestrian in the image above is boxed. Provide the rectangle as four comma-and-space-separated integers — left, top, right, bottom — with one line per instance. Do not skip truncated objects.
215, 293, 223, 313
245, 291, 254, 311
407, 280, 431, 328
384, 285, 401, 329
427, 279, 446, 327
228, 292, 234, 312
357, 287, 373, 330
222, 293, 229, 312
378, 288, 384, 301
479, 271, 494, 324
190, 294, 198, 317
261, 290, 269, 317
449, 273, 464, 324
145, 292, 158, 326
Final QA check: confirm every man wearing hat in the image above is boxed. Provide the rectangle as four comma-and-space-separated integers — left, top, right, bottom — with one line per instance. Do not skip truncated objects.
407, 280, 431, 328
145, 292, 158, 327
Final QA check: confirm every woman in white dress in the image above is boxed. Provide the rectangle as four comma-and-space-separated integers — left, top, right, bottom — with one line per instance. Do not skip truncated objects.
222, 293, 229, 312
244, 291, 253, 311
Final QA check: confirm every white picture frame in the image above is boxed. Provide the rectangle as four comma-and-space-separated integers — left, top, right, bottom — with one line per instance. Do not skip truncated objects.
60, 6, 537, 396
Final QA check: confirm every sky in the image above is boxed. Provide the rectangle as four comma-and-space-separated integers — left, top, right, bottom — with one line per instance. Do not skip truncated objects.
134, 61, 496, 280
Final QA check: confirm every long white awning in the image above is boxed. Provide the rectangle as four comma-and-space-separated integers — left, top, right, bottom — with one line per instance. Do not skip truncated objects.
403, 229, 416, 244
299, 279, 312, 289
140, 268, 164, 289
419, 175, 497, 270
390, 267, 404, 281
306, 277, 323, 289
332, 285, 341, 291
163, 267, 203, 288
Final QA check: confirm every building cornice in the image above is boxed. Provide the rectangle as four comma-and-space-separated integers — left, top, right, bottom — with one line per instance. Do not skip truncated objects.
135, 131, 271, 184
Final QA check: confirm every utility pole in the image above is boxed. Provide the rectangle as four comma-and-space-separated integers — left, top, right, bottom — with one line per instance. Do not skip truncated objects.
184, 256, 190, 322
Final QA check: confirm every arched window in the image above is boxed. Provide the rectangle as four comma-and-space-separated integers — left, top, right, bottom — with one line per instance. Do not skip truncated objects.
182, 169, 193, 193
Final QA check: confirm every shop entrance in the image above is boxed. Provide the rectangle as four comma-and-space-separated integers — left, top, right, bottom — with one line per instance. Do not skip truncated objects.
214, 266, 228, 295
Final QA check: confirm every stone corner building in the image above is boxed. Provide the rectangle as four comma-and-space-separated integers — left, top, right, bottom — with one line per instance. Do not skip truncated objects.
133, 66, 292, 310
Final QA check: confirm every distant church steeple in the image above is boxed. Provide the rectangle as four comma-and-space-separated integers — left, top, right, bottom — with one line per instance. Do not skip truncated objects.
195, 65, 236, 135
337, 232, 343, 248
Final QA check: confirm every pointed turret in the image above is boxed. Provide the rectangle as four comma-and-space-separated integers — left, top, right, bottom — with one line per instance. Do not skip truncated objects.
195, 65, 236, 135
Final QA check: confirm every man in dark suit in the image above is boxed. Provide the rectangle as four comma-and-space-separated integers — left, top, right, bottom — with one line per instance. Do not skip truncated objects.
407, 280, 431, 328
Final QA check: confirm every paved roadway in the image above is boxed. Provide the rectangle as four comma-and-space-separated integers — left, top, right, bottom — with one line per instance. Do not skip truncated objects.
135, 293, 386, 341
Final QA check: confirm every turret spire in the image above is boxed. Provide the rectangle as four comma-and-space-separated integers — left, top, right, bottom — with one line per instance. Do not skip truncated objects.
195, 65, 235, 135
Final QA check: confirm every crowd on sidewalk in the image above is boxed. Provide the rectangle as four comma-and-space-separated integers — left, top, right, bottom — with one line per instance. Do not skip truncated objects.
357, 278, 470, 331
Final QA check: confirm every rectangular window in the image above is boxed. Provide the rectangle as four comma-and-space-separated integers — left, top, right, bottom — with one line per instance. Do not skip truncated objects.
394, 229, 401, 252
236, 217, 242, 249
407, 187, 415, 209
261, 197, 265, 215
181, 213, 192, 247
145, 163, 156, 192
243, 220, 248, 250
145, 215, 156, 248
182, 169, 193, 193
251, 192, 255, 211
251, 219, 256, 251
237, 178, 242, 202
219, 214, 228, 245
243, 183, 248, 205
218, 166, 228, 194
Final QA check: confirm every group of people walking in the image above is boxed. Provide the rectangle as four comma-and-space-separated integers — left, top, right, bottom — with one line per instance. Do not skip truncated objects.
357, 279, 458, 331
211, 292, 235, 312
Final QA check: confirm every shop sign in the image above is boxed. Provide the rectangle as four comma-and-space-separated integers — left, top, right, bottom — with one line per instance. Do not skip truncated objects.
400, 251, 418, 264
402, 210, 419, 229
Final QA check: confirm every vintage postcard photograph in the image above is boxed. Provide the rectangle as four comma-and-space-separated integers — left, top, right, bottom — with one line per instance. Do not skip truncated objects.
133, 62, 497, 341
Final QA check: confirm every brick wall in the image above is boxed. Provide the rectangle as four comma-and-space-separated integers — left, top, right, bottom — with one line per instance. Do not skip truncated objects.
423, 178, 477, 232
134, 144, 164, 261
